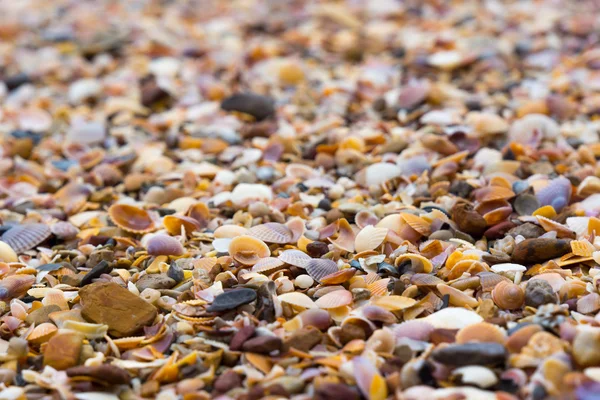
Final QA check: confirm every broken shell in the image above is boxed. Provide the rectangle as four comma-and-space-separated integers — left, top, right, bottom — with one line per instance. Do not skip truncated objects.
371, 295, 417, 310
108, 204, 156, 234
1, 224, 51, 253
320, 268, 356, 285
228, 235, 270, 266
491, 281, 525, 310
147, 234, 184, 256
163, 215, 201, 237
456, 322, 506, 345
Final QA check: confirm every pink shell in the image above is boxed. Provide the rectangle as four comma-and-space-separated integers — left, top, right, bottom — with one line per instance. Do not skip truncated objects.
248, 223, 293, 244
314, 289, 352, 309
147, 234, 184, 256
392, 320, 435, 341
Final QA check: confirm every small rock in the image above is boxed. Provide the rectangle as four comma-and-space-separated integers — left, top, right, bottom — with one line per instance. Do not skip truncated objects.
511, 238, 572, 264
241, 335, 282, 354
43, 332, 83, 370
221, 93, 275, 121
573, 328, 600, 367
306, 242, 329, 258
508, 223, 546, 239
431, 342, 508, 366
61, 274, 84, 287
525, 279, 557, 308
135, 274, 176, 291
167, 263, 184, 283
229, 325, 255, 351
79, 282, 157, 337
315, 383, 361, 400
25, 305, 61, 325
85, 250, 114, 269
268, 376, 305, 394
66, 365, 130, 384
80, 260, 112, 286
284, 326, 323, 352
207, 288, 257, 313
214, 370, 242, 393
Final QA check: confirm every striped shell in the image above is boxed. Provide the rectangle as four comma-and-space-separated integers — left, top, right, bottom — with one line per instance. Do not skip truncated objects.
278, 249, 311, 268
354, 225, 388, 253
401, 213, 431, 236
314, 289, 352, 309
478, 272, 511, 292
248, 223, 293, 244
535, 176, 571, 212
252, 257, 285, 273
536, 216, 575, 239
306, 259, 338, 282
228, 235, 270, 265
473, 186, 515, 203
410, 273, 444, 287
2, 224, 51, 253
491, 281, 525, 310
367, 278, 390, 296
108, 204, 156, 234
27, 323, 58, 344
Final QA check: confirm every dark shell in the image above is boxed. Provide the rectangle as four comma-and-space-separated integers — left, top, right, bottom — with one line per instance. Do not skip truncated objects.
207, 288, 257, 312
452, 202, 486, 236
221, 93, 275, 121
511, 238, 572, 264
1, 223, 51, 253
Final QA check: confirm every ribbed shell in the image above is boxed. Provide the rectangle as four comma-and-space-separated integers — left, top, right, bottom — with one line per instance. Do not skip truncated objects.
314, 289, 353, 309
306, 259, 338, 282
410, 273, 444, 287
354, 225, 388, 253
2, 223, 51, 253
491, 281, 525, 310
278, 249, 311, 268
252, 257, 285, 273
248, 223, 293, 244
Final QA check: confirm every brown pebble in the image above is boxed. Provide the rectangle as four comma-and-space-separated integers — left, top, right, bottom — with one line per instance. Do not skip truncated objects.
229, 325, 255, 351
66, 365, 131, 384
43, 332, 83, 370
511, 238, 572, 264
284, 326, 323, 352
214, 370, 242, 393
241, 335, 282, 354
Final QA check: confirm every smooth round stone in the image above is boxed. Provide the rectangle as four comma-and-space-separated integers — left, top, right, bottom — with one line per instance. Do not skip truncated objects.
431, 342, 508, 366
295, 275, 314, 289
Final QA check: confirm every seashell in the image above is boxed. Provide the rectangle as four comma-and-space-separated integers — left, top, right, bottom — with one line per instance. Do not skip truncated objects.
162, 215, 200, 237
50, 222, 79, 240
532, 205, 557, 219
356, 162, 402, 187
535, 177, 572, 212
450, 276, 481, 291
422, 308, 483, 330
185, 203, 210, 229
473, 186, 515, 203
506, 324, 543, 353
248, 223, 293, 244
228, 235, 270, 266
535, 216, 575, 239
147, 234, 184, 256
452, 366, 498, 389
401, 213, 431, 236
529, 273, 566, 292
452, 202, 487, 236
354, 226, 388, 253
42, 289, 69, 310
376, 214, 404, 234
355, 211, 380, 230
315, 289, 353, 309
62, 320, 109, 339
212, 238, 232, 253
456, 322, 506, 345
252, 257, 285, 273
559, 280, 587, 300
329, 219, 355, 253
410, 273, 444, 287
298, 309, 331, 330
447, 260, 488, 281
367, 278, 390, 297
365, 328, 395, 354
394, 254, 433, 273
0, 275, 35, 301
27, 323, 58, 345
578, 176, 600, 197
353, 356, 388, 400
108, 204, 156, 234
392, 320, 435, 341
0, 241, 18, 263
362, 305, 397, 324
513, 193, 541, 216
306, 259, 339, 283
436, 284, 479, 308
230, 183, 273, 207
509, 114, 560, 146
490, 263, 527, 274
278, 292, 317, 309
491, 281, 525, 310
320, 268, 356, 285
213, 224, 247, 238
577, 293, 600, 314
295, 274, 314, 289
371, 295, 417, 310
571, 240, 595, 257
1, 224, 51, 253
278, 249, 311, 268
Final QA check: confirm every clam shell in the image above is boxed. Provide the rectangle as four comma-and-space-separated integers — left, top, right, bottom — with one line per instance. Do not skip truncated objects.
162, 215, 200, 237
285, 217, 305, 243
230, 183, 272, 207
456, 322, 506, 344
491, 281, 524, 310
328, 219, 355, 253
147, 234, 184, 256
354, 225, 388, 253
50, 221, 79, 240
315, 289, 353, 309
535, 177, 571, 212
186, 203, 210, 228
362, 305, 397, 324
392, 320, 435, 341
422, 308, 483, 330
108, 204, 156, 234
248, 223, 293, 244
62, 320, 109, 339
213, 224, 248, 238
0, 275, 35, 301
306, 259, 338, 283
436, 284, 479, 308
394, 254, 433, 273
320, 268, 356, 285
278, 249, 311, 268
371, 295, 417, 310
42, 289, 69, 310
376, 214, 404, 234
27, 323, 58, 344
228, 235, 270, 265
278, 292, 317, 309
473, 186, 515, 203
0, 241, 18, 263
252, 257, 285, 273
566, 217, 591, 237
1, 224, 51, 253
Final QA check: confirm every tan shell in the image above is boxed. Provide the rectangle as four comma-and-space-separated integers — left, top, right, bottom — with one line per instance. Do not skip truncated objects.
320, 268, 356, 285
163, 215, 201, 237
108, 204, 156, 233
371, 295, 417, 310
314, 289, 353, 309
354, 226, 388, 253
278, 249, 312, 268
436, 284, 479, 308
394, 254, 433, 273
248, 223, 293, 244
252, 257, 285, 273
28, 323, 58, 345
577, 293, 600, 314
376, 214, 403, 234
456, 322, 507, 345
278, 292, 317, 309
536, 216, 576, 239
329, 218, 355, 252
228, 235, 270, 265
186, 202, 210, 228
474, 186, 516, 202
491, 281, 525, 310
400, 213, 431, 236
0, 275, 36, 301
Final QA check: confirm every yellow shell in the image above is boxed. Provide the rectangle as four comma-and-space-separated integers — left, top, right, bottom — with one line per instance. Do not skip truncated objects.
533, 205, 557, 219
394, 253, 433, 273
571, 240, 595, 257
228, 235, 270, 265
63, 320, 109, 339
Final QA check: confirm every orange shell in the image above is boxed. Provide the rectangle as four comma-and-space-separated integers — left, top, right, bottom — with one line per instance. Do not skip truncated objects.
400, 213, 431, 236
163, 215, 201, 237
320, 268, 356, 285
28, 322, 58, 344
228, 235, 270, 265
436, 284, 479, 308
491, 281, 525, 310
315, 289, 353, 309
108, 204, 156, 233
456, 322, 506, 345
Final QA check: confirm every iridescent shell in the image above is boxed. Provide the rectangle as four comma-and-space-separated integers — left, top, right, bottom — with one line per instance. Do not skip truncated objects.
1, 224, 51, 253
455, 322, 506, 344
306, 259, 338, 283
147, 234, 184, 256
535, 177, 572, 212
354, 226, 388, 253
108, 204, 156, 234
278, 249, 311, 268
228, 235, 270, 266
491, 281, 525, 310
248, 223, 293, 244
314, 289, 352, 309
162, 215, 200, 237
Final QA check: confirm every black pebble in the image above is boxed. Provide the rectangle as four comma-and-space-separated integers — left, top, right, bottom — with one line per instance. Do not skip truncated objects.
221, 93, 275, 121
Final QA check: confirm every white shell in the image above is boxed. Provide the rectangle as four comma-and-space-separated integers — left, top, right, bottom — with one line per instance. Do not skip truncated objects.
212, 238, 232, 253
490, 263, 527, 273
354, 225, 388, 253
231, 184, 273, 206
452, 366, 498, 388
422, 308, 483, 330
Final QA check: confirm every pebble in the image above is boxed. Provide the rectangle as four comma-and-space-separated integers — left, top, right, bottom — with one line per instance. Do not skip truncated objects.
525, 279, 558, 308
221, 93, 275, 121
573, 328, 600, 367
511, 238, 572, 264
135, 274, 176, 291
214, 370, 242, 393
25, 305, 61, 325
431, 343, 508, 366
207, 288, 257, 312
229, 325, 256, 351
241, 335, 283, 354
80, 260, 112, 286
283, 326, 323, 352
66, 365, 131, 384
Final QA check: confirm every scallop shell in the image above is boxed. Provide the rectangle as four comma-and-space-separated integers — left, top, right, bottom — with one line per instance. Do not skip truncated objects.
559, 280, 587, 300
367, 278, 390, 297
278, 292, 317, 309
108, 204, 156, 234
147, 234, 184, 256
571, 240, 595, 257
285, 217, 305, 243
278, 249, 311, 268
447, 260, 488, 280
577, 293, 600, 314
371, 295, 417, 310
410, 273, 444, 287
482, 206, 513, 225
536, 216, 575, 239
514, 194, 541, 216
400, 213, 431, 236
354, 225, 388, 253
248, 223, 293, 244
315, 289, 353, 309
50, 221, 79, 240
392, 320, 435, 341
252, 257, 285, 273
422, 307, 483, 329
228, 235, 270, 266
27, 323, 58, 344
394, 254, 433, 273
213, 224, 248, 238
320, 268, 356, 285
42, 289, 69, 310
436, 284, 479, 308
473, 186, 515, 203
455, 322, 507, 345
306, 259, 339, 283
329, 218, 355, 253
1, 224, 51, 253
162, 215, 200, 237
491, 281, 525, 310
535, 177, 571, 212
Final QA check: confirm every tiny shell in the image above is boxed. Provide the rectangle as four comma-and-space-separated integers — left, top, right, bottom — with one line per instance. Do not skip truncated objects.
320, 268, 356, 285
108, 204, 155, 234
509, 114, 560, 145
577, 293, 600, 314
452, 366, 498, 388
1, 224, 51, 253
491, 281, 525, 310
252, 257, 285, 273
147, 234, 184, 256
306, 259, 339, 283
315, 289, 352, 309
354, 226, 388, 253
228, 235, 270, 265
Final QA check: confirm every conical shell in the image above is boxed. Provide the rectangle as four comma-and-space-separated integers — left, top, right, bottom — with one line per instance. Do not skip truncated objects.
354, 225, 388, 253
228, 235, 270, 266
248, 223, 293, 244
278, 249, 311, 268
306, 259, 338, 283
1, 224, 51, 253
314, 289, 352, 309
491, 281, 525, 310
455, 322, 507, 344
108, 204, 156, 234
278, 292, 317, 309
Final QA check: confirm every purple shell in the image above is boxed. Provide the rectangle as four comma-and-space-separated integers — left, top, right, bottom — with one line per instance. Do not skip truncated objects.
397, 155, 431, 176
147, 234, 184, 256
392, 320, 435, 341
535, 177, 571, 212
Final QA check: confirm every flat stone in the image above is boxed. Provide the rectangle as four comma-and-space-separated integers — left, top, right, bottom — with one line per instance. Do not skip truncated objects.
61, 274, 84, 287
135, 274, 176, 292
80, 260, 112, 286
79, 282, 157, 337
66, 364, 131, 384
241, 335, 282, 354
221, 93, 275, 121
214, 370, 242, 393
207, 288, 257, 313
284, 326, 323, 352
508, 223, 546, 239
25, 305, 61, 325
431, 342, 507, 366
43, 332, 83, 370
511, 238, 571, 264
230, 325, 255, 351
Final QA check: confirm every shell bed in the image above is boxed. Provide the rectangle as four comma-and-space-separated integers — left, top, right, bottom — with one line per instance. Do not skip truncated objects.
0, 0, 600, 399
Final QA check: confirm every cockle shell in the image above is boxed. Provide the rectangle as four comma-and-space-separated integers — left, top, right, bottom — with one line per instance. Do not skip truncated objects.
108, 204, 156, 234
228, 235, 270, 266
491, 281, 525, 310
252, 257, 285, 273
354, 226, 388, 253
248, 223, 293, 244
278, 249, 311, 268
27, 323, 58, 345
1, 224, 51, 253
371, 295, 417, 310
315, 289, 352, 309
306, 259, 339, 283
147, 234, 184, 256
